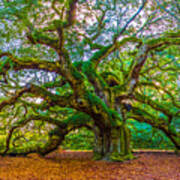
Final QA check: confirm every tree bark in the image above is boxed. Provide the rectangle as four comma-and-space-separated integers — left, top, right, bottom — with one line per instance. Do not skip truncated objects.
93, 124, 134, 161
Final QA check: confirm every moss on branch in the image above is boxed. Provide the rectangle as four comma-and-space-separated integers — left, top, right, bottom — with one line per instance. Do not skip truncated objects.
89, 37, 141, 68
0, 52, 60, 74
27, 30, 59, 49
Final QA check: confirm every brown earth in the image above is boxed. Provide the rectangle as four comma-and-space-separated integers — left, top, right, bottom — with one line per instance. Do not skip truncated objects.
0, 149, 179, 180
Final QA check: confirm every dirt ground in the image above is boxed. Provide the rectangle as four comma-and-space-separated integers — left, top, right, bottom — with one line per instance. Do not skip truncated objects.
0, 150, 179, 180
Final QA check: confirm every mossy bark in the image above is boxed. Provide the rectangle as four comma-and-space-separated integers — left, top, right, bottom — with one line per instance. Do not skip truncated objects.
93, 125, 134, 161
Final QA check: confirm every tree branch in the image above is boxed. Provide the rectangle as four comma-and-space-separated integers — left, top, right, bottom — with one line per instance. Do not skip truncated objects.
3, 114, 67, 154
0, 52, 60, 74
133, 93, 174, 118
127, 44, 148, 93
130, 108, 180, 149
26, 30, 59, 50
89, 37, 141, 68
0, 87, 30, 112
0, 84, 75, 112
63, 0, 78, 28
113, 0, 147, 42
136, 82, 180, 108
127, 30, 180, 94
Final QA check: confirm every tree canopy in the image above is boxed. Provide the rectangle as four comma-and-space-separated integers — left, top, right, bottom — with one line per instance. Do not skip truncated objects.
0, 0, 180, 161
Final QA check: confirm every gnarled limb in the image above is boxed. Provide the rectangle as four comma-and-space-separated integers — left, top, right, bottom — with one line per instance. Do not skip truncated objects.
0, 87, 30, 112
2, 111, 93, 156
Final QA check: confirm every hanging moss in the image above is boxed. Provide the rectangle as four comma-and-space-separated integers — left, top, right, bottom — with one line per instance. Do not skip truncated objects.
97, 73, 107, 89
84, 91, 108, 113
82, 61, 108, 89
84, 91, 103, 107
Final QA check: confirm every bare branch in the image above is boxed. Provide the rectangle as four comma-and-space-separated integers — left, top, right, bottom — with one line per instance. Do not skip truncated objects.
113, 0, 147, 42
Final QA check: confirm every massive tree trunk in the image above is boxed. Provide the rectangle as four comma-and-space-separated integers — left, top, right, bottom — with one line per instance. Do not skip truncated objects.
93, 124, 134, 161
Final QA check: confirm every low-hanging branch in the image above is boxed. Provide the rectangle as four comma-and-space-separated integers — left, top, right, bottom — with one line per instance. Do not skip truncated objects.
0, 51, 84, 91
0, 87, 30, 112
3, 114, 67, 154
3, 111, 93, 155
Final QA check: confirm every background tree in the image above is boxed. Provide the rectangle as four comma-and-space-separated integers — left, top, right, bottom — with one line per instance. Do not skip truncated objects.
0, 0, 179, 161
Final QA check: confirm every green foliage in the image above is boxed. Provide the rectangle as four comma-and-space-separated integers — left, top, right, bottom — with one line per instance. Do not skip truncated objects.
62, 128, 94, 150
128, 120, 175, 149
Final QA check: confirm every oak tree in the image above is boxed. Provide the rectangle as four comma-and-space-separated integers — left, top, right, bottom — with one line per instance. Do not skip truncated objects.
0, 0, 179, 161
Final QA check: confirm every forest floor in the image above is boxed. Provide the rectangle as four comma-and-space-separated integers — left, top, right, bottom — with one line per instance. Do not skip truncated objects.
0, 149, 179, 180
